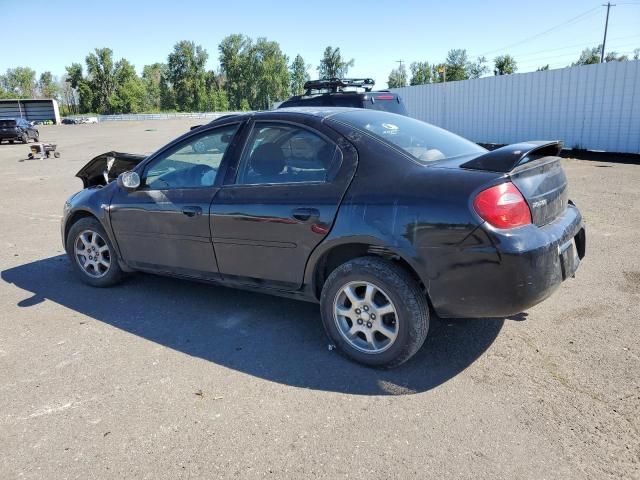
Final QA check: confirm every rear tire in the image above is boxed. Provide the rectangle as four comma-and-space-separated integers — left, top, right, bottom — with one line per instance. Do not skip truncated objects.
66, 217, 124, 287
320, 256, 429, 368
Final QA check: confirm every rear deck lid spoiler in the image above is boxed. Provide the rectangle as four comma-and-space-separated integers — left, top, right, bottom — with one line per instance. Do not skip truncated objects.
461, 141, 563, 173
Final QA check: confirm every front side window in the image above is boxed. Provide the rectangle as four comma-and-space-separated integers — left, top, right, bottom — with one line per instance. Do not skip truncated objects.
144, 124, 239, 189
236, 123, 338, 185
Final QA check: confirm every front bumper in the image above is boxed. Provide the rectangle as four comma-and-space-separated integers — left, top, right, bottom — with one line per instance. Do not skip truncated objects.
430, 204, 585, 318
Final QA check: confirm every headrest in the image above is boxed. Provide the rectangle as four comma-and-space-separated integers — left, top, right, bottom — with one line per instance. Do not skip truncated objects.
250, 143, 285, 176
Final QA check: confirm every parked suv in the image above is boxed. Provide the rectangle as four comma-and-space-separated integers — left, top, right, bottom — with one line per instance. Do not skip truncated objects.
0, 118, 39, 144
278, 78, 408, 116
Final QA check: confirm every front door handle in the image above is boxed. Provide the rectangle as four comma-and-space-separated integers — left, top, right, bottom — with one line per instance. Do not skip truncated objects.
182, 206, 202, 217
292, 207, 320, 222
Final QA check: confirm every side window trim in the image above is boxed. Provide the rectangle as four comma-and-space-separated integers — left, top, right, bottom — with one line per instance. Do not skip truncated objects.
139, 123, 241, 190
232, 120, 342, 187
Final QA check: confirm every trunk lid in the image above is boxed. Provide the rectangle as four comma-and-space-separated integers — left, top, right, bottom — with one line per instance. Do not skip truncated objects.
461, 141, 568, 226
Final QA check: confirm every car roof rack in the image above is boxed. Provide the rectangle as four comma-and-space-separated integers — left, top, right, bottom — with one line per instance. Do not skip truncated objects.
303, 78, 375, 94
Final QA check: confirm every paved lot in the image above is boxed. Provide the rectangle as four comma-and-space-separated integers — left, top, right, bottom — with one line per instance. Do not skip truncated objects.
0, 121, 638, 479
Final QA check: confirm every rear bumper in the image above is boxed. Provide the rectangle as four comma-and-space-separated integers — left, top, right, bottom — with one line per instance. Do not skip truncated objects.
430, 204, 585, 318
0, 131, 20, 140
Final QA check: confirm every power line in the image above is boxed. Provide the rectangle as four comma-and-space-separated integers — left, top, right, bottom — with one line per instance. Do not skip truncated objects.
503, 39, 640, 61
475, 6, 602, 57
515, 42, 639, 64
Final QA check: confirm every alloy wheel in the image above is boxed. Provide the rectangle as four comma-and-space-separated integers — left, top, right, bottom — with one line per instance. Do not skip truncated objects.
333, 281, 399, 354
74, 230, 111, 278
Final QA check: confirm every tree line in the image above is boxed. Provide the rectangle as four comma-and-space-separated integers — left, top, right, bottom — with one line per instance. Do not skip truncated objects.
0, 39, 355, 115
387, 46, 640, 88
1, 39, 637, 114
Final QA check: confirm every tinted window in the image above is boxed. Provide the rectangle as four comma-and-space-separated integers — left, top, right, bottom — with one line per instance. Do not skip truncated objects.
0, 120, 17, 127
332, 110, 486, 164
143, 124, 239, 189
364, 95, 408, 115
236, 123, 338, 185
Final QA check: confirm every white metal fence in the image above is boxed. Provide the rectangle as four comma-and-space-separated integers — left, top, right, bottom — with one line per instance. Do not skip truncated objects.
89, 111, 242, 122
391, 60, 640, 154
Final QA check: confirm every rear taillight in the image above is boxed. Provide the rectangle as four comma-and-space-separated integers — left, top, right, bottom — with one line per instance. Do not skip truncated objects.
375, 95, 394, 100
473, 182, 532, 229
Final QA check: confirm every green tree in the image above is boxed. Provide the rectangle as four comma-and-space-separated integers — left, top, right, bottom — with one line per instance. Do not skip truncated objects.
604, 51, 628, 62
204, 70, 228, 111
634, 48, 640, 61
38, 71, 59, 99
250, 38, 290, 110
85, 48, 118, 113
290, 54, 310, 96
219, 34, 251, 109
467, 56, 488, 79
572, 46, 601, 66
167, 40, 208, 111
317, 46, 354, 79
111, 59, 146, 113
64, 63, 87, 113
444, 49, 469, 81
409, 62, 431, 85
536, 65, 550, 71
387, 63, 408, 88
494, 55, 517, 75
3, 67, 37, 97
219, 34, 289, 110
142, 63, 165, 111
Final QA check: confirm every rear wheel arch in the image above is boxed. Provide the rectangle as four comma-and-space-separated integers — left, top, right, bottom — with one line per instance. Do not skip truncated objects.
310, 241, 428, 302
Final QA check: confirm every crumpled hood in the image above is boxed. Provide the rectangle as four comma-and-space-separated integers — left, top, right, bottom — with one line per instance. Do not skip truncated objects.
76, 151, 146, 188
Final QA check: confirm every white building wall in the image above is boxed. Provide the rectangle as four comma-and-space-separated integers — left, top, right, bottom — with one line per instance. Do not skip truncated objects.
391, 60, 640, 154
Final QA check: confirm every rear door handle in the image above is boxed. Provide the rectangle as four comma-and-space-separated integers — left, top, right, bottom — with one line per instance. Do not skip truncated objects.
182, 206, 202, 217
292, 207, 320, 222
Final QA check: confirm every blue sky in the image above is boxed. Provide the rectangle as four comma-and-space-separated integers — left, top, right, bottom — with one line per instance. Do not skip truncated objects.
1, 0, 639, 88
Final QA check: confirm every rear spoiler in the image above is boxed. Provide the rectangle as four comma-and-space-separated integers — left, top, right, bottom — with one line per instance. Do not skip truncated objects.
462, 141, 563, 173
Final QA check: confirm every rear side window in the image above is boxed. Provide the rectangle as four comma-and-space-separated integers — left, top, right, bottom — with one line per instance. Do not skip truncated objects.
0, 120, 17, 127
236, 122, 339, 185
332, 110, 486, 164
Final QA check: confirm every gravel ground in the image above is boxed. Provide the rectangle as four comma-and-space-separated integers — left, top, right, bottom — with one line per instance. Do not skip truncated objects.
0, 121, 638, 479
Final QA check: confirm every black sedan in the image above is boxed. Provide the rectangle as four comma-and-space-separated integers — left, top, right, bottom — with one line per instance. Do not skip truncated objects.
62, 108, 585, 367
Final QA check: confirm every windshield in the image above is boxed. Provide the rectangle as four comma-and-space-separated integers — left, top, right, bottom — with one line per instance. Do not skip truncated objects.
332, 110, 486, 164
0, 119, 17, 127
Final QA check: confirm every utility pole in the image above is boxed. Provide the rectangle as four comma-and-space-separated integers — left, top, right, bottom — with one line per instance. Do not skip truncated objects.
601, 2, 616, 63
396, 60, 404, 69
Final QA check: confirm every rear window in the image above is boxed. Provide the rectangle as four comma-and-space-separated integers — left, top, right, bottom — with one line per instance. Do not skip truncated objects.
331, 110, 486, 164
363, 94, 408, 115
0, 119, 17, 127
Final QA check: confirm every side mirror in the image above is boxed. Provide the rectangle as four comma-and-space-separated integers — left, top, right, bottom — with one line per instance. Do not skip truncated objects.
117, 171, 141, 191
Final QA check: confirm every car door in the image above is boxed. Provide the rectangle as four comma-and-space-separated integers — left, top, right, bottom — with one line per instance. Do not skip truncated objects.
109, 123, 242, 279
211, 119, 357, 290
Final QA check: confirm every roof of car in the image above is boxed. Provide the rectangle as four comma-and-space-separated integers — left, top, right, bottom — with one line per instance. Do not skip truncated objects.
209, 107, 365, 125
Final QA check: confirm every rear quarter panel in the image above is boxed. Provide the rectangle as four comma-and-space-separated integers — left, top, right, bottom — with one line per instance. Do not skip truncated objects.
307, 120, 501, 302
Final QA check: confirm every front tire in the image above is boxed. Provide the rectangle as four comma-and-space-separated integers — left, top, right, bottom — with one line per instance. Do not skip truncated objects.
66, 217, 124, 287
320, 256, 429, 368
21, 133, 29, 144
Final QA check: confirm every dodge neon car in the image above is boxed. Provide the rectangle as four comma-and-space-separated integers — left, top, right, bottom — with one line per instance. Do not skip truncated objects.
62, 108, 585, 367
